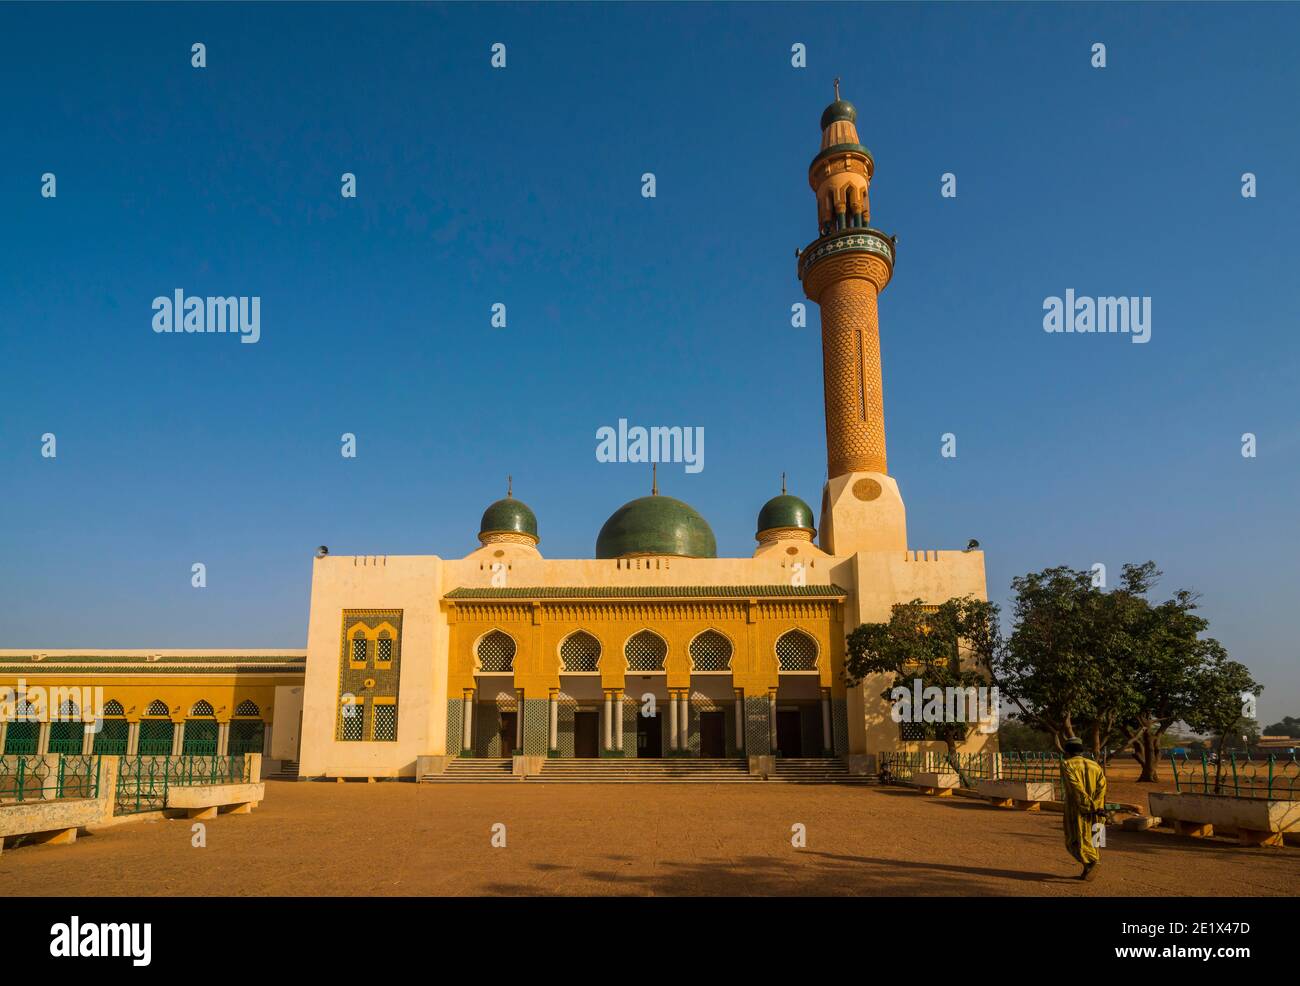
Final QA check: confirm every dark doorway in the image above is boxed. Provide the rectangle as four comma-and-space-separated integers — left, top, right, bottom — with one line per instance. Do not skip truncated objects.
776, 709, 803, 757
499, 712, 518, 755
636, 711, 662, 757
699, 711, 726, 757
574, 710, 600, 758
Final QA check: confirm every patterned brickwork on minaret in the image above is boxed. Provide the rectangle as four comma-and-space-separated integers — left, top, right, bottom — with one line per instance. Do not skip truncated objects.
797, 83, 896, 482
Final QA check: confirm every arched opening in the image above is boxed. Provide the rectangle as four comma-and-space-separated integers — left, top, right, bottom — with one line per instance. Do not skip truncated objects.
183, 699, 219, 755
559, 631, 601, 673
3, 699, 40, 755
773, 630, 827, 758
138, 700, 175, 756
624, 630, 667, 672
94, 699, 129, 756
48, 699, 84, 754
689, 630, 733, 672
229, 700, 265, 756
476, 630, 516, 673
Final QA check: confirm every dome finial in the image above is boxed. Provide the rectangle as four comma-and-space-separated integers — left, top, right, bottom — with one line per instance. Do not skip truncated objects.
781, 471, 787, 495
507, 474, 512, 498
833, 77, 841, 101
651, 462, 658, 496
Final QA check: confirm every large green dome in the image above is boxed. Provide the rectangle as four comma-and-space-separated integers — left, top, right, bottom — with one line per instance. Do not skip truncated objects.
595, 495, 717, 559
479, 497, 538, 540
756, 493, 816, 537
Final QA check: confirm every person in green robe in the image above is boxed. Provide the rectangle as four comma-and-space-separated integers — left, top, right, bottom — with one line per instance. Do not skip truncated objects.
1059, 736, 1107, 880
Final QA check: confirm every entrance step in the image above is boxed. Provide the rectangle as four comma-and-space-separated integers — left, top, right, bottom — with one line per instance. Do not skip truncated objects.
531, 758, 752, 783
420, 758, 518, 783
267, 759, 300, 780
770, 758, 878, 784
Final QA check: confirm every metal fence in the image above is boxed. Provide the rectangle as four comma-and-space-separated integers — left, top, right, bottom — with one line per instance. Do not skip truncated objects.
114, 755, 250, 815
0, 754, 101, 804
878, 750, 1089, 801
1168, 751, 1300, 800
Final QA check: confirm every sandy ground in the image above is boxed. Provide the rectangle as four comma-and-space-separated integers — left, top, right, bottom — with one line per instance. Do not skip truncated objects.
2, 778, 1297, 896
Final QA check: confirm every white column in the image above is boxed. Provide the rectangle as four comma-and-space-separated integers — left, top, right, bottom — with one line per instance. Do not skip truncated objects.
0, 719, 7, 753
172, 722, 185, 756
515, 692, 524, 752
462, 691, 474, 752
82, 722, 95, 754
668, 692, 679, 751
768, 691, 778, 754
614, 692, 624, 752
127, 721, 140, 756
821, 691, 833, 754
603, 692, 613, 751
734, 692, 745, 752
678, 693, 689, 753
548, 692, 558, 751
37, 721, 51, 754
218, 723, 231, 756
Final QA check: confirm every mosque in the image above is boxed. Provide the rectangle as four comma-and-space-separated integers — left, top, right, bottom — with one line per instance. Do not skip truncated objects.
0, 89, 990, 780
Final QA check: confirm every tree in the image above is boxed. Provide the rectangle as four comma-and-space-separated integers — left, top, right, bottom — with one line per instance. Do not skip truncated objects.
1181, 646, 1262, 792
1264, 716, 1300, 738
844, 597, 999, 783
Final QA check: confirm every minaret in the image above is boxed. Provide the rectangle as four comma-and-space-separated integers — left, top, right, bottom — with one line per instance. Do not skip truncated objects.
798, 82, 907, 554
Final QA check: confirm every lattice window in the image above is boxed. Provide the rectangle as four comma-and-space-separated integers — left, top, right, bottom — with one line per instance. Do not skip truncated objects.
899, 721, 928, 741
373, 704, 397, 741
352, 637, 368, 663
341, 701, 363, 741
776, 630, 818, 671
234, 700, 260, 716
15, 699, 38, 719
102, 699, 125, 717
477, 631, 516, 673
57, 699, 79, 719
376, 637, 393, 663
190, 700, 215, 716
625, 631, 667, 672
560, 631, 601, 672
145, 700, 170, 716
690, 630, 732, 672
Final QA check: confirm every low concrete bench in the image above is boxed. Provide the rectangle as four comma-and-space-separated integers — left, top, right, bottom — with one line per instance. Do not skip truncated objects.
912, 771, 960, 796
0, 798, 104, 854
974, 779, 1055, 810
166, 783, 265, 820
1150, 792, 1300, 847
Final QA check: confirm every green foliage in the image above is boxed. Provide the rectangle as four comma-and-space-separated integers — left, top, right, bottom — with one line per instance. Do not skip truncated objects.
1264, 716, 1300, 738
844, 596, 998, 754
996, 717, 1056, 752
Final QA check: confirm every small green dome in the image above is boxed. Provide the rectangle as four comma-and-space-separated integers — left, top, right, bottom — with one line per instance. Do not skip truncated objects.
820, 99, 857, 130
756, 494, 816, 536
596, 495, 717, 559
479, 497, 538, 540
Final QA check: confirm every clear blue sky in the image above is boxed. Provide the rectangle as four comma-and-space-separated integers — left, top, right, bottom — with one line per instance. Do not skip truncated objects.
1, 3, 1296, 724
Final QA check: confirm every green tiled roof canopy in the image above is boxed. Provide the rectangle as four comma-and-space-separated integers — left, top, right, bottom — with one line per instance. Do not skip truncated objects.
446, 585, 847, 600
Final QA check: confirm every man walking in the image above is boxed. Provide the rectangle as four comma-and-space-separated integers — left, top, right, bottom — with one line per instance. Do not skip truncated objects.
1060, 736, 1107, 880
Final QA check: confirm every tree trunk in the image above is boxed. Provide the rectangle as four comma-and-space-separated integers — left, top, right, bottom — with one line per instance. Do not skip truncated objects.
1137, 730, 1160, 782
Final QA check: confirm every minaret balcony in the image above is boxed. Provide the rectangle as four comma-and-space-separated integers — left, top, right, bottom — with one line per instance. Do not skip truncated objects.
797, 227, 896, 283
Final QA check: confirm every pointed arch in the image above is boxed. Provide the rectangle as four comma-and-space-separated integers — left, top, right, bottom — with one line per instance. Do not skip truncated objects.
475, 629, 517, 673
775, 629, 819, 672
624, 629, 668, 672
689, 629, 733, 672
559, 630, 602, 673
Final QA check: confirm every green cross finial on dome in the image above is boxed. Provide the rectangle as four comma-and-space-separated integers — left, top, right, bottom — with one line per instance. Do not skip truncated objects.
834, 77, 840, 100
507, 474, 512, 498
